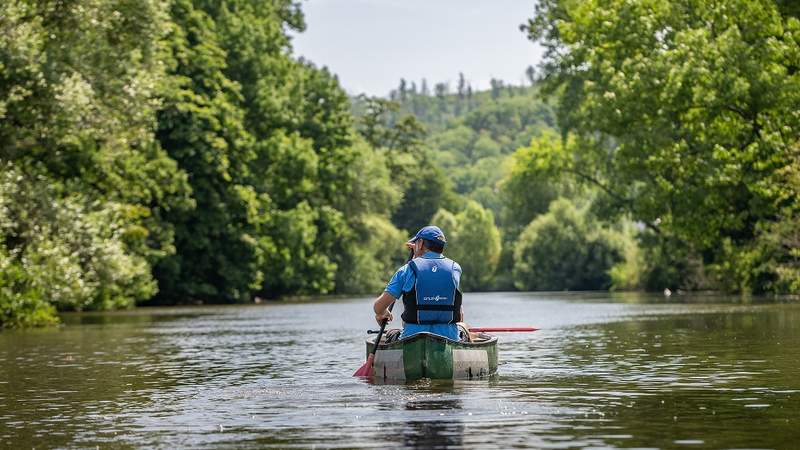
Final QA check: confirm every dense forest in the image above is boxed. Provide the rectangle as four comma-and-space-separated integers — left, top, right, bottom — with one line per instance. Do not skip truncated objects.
1, 0, 415, 327
1, 0, 799, 328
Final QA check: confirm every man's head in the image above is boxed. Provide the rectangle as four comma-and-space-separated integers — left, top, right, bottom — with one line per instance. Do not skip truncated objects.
406, 225, 447, 255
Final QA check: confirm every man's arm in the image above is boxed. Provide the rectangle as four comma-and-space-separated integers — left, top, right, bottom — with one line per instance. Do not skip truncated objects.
373, 291, 396, 324
375, 262, 411, 325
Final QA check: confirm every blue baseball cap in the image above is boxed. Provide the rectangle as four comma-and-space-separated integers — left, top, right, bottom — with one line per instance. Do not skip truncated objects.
407, 225, 447, 247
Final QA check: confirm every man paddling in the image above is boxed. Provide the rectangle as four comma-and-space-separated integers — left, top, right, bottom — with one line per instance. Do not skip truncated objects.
373, 225, 464, 341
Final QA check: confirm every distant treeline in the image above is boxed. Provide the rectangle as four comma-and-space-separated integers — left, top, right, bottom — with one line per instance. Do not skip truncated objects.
2, 0, 798, 328
356, 78, 635, 293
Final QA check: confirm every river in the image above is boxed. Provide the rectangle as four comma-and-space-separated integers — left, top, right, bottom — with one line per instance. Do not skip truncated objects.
1, 292, 798, 449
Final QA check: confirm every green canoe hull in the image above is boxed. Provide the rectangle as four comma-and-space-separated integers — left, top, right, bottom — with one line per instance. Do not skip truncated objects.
366, 331, 498, 380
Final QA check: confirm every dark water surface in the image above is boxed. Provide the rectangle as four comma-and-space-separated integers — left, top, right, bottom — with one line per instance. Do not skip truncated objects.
1, 292, 799, 449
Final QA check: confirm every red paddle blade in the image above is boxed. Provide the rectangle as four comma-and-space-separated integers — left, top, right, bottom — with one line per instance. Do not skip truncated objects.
353, 353, 375, 377
468, 327, 539, 332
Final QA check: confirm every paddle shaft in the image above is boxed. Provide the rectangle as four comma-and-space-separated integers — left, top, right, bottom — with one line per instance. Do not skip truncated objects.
468, 327, 539, 332
367, 249, 411, 358
368, 301, 395, 357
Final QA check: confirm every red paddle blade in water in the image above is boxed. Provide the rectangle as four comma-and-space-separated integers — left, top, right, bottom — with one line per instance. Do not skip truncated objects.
468, 327, 539, 332
353, 353, 375, 377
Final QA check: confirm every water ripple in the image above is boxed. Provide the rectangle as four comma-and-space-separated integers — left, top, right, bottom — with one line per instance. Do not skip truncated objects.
0, 294, 799, 449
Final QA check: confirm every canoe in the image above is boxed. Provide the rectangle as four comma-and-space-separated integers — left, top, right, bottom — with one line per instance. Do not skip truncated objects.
365, 330, 498, 380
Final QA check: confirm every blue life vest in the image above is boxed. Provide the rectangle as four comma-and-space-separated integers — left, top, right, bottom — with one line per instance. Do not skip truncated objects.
400, 257, 462, 341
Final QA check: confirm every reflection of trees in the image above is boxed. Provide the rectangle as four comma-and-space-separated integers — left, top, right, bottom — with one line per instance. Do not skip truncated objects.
0, 311, 191, 448
554, 307, 800, 449
401, 398, 465, 449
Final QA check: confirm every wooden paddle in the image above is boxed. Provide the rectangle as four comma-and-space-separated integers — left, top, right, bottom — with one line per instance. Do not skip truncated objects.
353, 301, 395, 377
354, 249, 413, 378
468, 327, 539, 332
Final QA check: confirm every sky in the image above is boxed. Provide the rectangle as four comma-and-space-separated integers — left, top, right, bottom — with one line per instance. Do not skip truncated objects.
290, 0, 543, 97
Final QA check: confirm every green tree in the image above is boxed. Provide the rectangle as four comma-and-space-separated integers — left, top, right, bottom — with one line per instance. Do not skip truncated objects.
355, 97, 456, 234
334, 214, 407, 294
489, 78, 503, 100
0, 164, 160, 326
307, 137, 405, 295
156, 0, 399, 299
525, 0, 800, 293
0, 0, 191, 325
499, 132, 568, 237
513, 198, 624, 291
153, 0, 263, 303
432, 201, 502, 291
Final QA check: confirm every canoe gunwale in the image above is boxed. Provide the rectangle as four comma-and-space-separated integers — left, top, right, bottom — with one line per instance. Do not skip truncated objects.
366, 331, 498, 351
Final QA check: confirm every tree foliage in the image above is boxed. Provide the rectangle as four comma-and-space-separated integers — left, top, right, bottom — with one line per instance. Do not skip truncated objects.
513, 198, 626, 291
0, 0, 190, 326
359, 79, 557, 225
153, 0, 260, 302
6, 0, 796, 327
499, 131, 573, 239
524, 0, 800, 293
151, 0, 407, 301
432, 201, 502, 291
0, 0, 411, 326
354, 96, 457, 233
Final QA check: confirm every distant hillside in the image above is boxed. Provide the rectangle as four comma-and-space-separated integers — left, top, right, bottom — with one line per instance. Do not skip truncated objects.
354, 78, 556, 220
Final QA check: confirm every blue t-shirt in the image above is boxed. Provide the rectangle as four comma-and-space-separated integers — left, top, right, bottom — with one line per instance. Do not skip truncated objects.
384, 252, 462, 341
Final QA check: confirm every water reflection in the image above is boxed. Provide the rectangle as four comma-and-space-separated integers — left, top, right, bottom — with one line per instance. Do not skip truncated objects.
0, 294, 799, 449
402, 398, 464, 449
517, 306, 800, 449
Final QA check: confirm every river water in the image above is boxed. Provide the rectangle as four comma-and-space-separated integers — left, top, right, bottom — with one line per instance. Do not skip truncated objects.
1, 292, 799, 449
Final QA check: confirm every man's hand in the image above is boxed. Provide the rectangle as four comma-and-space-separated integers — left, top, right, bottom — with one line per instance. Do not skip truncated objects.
373, 291, 396, 324
375, 309, 393, 325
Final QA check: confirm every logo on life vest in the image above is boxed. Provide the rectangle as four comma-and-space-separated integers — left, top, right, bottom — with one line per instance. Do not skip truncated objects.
423, 295, 447, 302
431, 266, 438, 272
